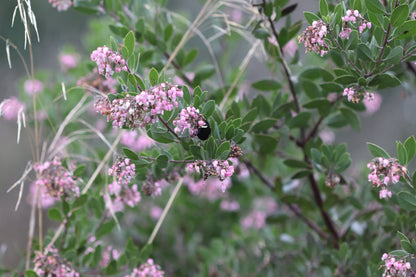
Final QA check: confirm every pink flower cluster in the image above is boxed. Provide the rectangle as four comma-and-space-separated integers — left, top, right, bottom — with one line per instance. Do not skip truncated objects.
173, 106, 206, 137
90, 46, 128, 79
367, 157, 407, 199
121, 130, 154, 152
187, 159, 234, 192
24, 79, 44, 95
185, 176, 232, 201
33, 157, 79, 202
343, 87, 374, 103
126, 259, 164, 277
340, 9, 372, 39
142, 179, 169, 197
106, 157, 141, 212
99, 83, 183, 129
49, 0, 72, 11
33, 246, 79, 277
380, 253, 414, 277
241, 197, 277, 230
298, 19, 329, 57
84, 236, 120, 268
0, 97, 26, 121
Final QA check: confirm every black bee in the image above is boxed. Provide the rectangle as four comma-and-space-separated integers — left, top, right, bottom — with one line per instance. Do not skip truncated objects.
197, 118, 211, 140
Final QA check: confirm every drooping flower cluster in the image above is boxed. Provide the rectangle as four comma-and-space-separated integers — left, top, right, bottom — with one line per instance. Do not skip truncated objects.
24, 79, 44, 95
121, 130, 154, 152
187, 159, 234, 192
173, 106, 206, 137
33, 157, 79, 202
0, 97, 26, 121
48, 0, 72, 11
33, 246, 79, 277
298, 19, 329, 57
106, 157, 141, 212
185, 176, 232, 201
367, 157, 407, 199
98, 82, 183, 129
126, 259, 164, 277
340, 9, 372, 39
380, 253, 414, 277
343, 87, 375, 103
90, 46, 128, 79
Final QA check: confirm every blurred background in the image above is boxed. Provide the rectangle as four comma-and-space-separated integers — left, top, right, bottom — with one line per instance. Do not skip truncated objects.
0, 0, 415, 269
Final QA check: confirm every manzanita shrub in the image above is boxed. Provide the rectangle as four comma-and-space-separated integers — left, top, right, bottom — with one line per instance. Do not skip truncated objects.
3, 0, 416, 276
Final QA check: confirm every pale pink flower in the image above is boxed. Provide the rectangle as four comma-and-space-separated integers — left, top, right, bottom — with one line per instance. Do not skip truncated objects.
282, 39, 297, 58
59, 53, 78, 71
220, 199, 240, 211
319, 129, 335, 144
49, 0, 72, 11
24, 79, 44, 95
126, 259, 164, 277
150, 206, 163, 220
363, 93, 382, 115
0, 97, 25, 120
121, 130, 154, 152
241, 211, 267, 230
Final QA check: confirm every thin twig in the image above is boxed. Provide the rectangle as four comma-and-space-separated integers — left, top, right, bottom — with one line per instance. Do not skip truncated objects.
158, 115, 181, 141
147, 177, 184, 245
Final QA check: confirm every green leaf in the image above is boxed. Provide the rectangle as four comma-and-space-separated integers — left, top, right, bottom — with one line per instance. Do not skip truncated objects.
319, 0, 328, 17
288, 112, 311, 128
183, 86, 191, 105
401, 240, 416, 254
156, 155, 169, 168
398, 191, 416, 211
149, 68, 159, 86
368, 73, 401, 89
365, 0, 386, 14
389, 250, 409, 258
303, 98, 331, 109
124, 31, 135, 57
139, 244, 153, 260
252, 80, 282, 91
190, 145, 204, 160
251, 118, 276, 132
320, 82, 343, 92
367, 142, 391, 158
202, 100, 215, 117
284, 159, 310, 169
393, 20, 416, 40
405, 136, 416, 164
123, 148, 139, 160
74, 164, 86, 177
25, 270, 39, 277
340, 107, 360, 131
184, 49, 198, 66
357, 43, 374, 62
225, 125, 235, 140
391, 4, 409, 27
242, 108, 258, 123
334, 75, 356, 85
96, 221, 116, 238
397, 141, 407, 165
216, 141, 230, 160
253, 28, 270, 39
48, 208, 63, 222
164, 24, 174, 41
303, 12, 320, 25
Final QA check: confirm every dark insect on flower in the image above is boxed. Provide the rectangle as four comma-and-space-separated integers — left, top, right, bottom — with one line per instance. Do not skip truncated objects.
197, 119, 211, 140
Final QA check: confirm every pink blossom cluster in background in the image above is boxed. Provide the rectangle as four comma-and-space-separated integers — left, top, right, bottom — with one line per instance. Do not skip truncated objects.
340, 9, 372, 39
367, 157, 407, 199
121, 130, 154, 152
241, 197, 277, 230
48, 0, 72, 11
84, 236, 120, 268
0, 97, 26, 121
142, 179, 169, 197
380, 253, 413, 277
33, 157, 79, 204
24, 79, 44, 95
173, 106, 205, 137
33, 246, 79, 277
363, 93, 382, 115
106, 157, 141, 212
187, 159, 234, 192
59, 53, 78, 71
185, 176, 232, 201
98, 82, 183, 129
126, 259, 164, 277
91, 46, 128, 79
298, 19, 329, 57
